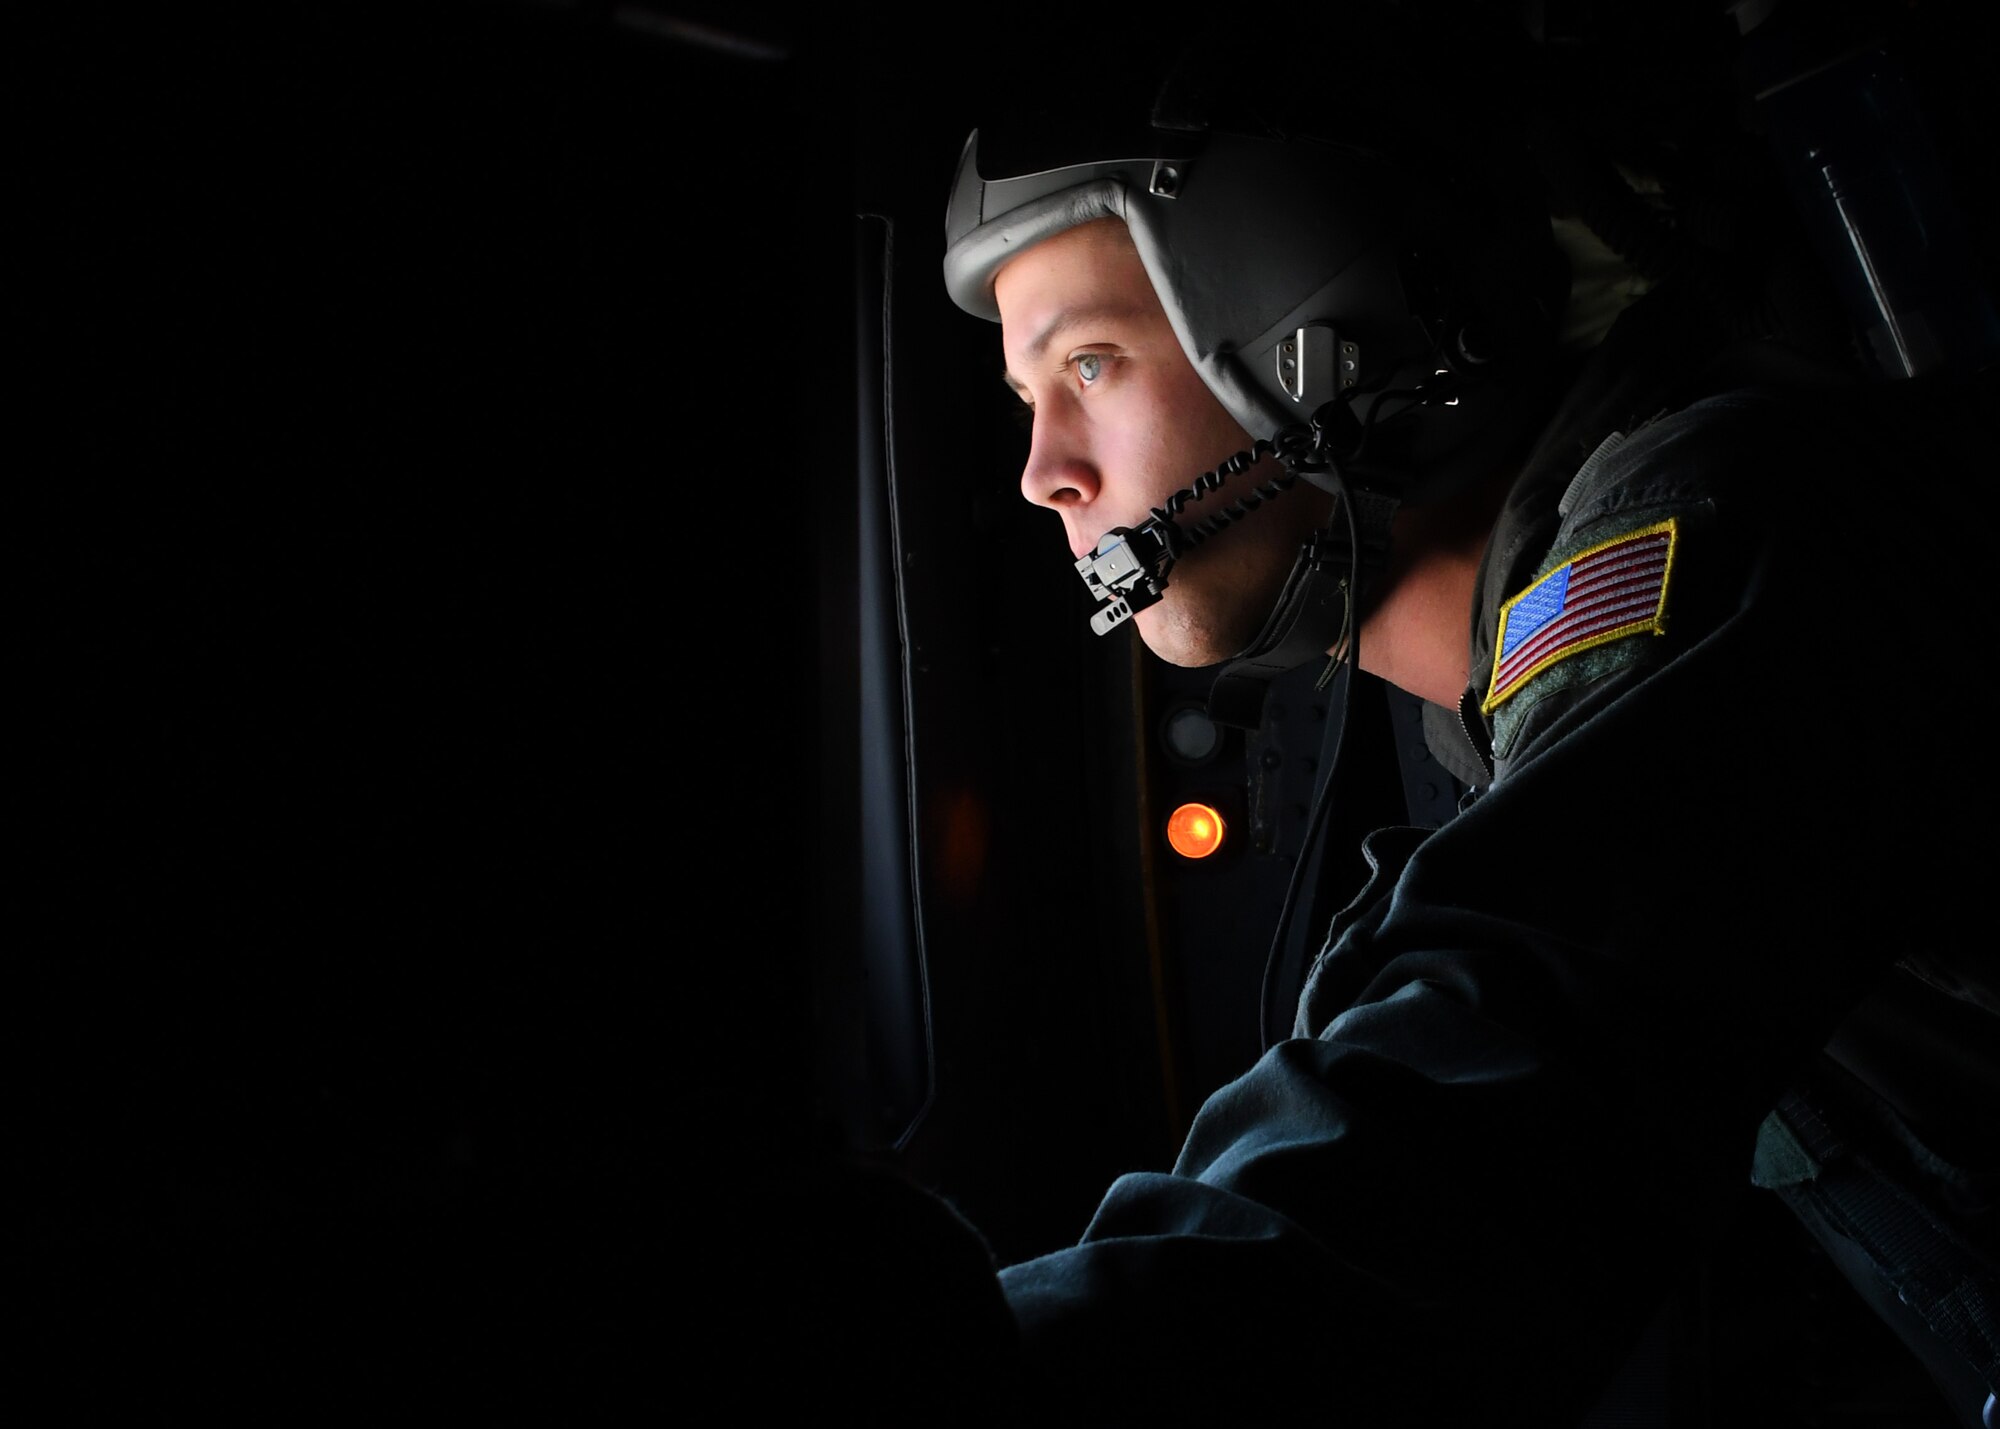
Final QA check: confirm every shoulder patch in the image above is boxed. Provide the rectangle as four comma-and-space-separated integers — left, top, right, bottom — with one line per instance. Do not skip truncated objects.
1482, 518, 1677, 715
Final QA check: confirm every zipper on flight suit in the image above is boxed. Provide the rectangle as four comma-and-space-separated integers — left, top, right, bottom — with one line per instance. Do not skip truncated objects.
1456, 686, 1495, 786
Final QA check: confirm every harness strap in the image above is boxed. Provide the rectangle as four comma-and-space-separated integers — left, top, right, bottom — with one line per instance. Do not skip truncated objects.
1754, 1087, 2000, 1410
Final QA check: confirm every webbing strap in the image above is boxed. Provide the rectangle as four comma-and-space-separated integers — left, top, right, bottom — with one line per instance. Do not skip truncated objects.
1756, 1090, 2000, 1399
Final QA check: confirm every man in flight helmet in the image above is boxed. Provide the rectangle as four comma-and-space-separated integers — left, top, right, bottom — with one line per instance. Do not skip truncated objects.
944, 13, 1572, 728
938, 5, 1998, 1425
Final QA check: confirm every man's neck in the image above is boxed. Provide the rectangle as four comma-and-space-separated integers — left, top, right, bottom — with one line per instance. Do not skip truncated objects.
1351, 491, 1505, 708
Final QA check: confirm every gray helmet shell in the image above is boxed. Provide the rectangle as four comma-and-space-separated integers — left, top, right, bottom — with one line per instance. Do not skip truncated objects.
944, 127, 1439, 449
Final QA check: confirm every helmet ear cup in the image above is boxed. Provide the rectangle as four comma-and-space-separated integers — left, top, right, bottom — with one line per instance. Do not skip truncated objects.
1148, 5, 1571, 342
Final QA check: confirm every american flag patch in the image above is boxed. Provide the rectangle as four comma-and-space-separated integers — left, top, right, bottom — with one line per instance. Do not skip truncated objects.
1482, 519, 1677, 714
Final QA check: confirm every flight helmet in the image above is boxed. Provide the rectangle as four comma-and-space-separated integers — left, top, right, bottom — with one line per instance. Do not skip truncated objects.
943, 6, 1571, 510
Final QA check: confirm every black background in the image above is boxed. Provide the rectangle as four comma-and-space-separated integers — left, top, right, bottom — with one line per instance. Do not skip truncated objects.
25, 2, 1023, 1413
26, 1, 1195, 1415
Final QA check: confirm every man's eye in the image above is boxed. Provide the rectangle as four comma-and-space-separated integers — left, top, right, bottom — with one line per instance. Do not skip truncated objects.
1074, 352, 1103, 384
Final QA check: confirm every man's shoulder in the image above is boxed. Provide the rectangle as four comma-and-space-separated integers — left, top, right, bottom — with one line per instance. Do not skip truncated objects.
1554, 372, 1925, 536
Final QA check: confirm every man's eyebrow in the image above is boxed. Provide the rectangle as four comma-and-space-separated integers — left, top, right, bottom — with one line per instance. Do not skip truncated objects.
1000, 302, 1145, 396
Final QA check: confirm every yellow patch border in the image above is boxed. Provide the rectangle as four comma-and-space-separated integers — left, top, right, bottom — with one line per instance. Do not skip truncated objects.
1481, 517, 1679, 716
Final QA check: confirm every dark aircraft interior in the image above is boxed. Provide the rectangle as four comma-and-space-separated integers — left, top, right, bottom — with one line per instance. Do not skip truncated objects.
30, 1, 1998, 1422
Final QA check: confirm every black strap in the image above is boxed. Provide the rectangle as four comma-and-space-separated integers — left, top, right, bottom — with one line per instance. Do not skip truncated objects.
1759, 1088, 2000, 1402
1207, 489, 1397, 731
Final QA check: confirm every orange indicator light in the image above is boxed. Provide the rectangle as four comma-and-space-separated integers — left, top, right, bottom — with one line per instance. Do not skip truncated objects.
1166, 802, 1226, 859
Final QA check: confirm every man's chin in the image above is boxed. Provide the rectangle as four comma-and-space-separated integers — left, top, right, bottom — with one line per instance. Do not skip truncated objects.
1133, 603, 1238, 671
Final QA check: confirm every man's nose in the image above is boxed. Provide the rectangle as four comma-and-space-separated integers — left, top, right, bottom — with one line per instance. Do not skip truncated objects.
1019, 408, 1100, 515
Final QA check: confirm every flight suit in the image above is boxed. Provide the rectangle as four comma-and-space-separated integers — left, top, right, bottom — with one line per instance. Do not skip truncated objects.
997, 305, 1998, 1425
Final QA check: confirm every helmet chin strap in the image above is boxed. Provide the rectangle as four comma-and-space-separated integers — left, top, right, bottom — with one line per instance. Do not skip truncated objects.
1069, 366, 1475, 720
1206, 483, 1398, 731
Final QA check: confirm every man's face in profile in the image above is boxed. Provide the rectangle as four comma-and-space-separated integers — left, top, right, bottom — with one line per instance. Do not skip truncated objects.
994, 219, 1331, 669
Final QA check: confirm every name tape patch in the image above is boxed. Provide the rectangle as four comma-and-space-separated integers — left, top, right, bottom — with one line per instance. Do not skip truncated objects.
1482, 519, 1677, 714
